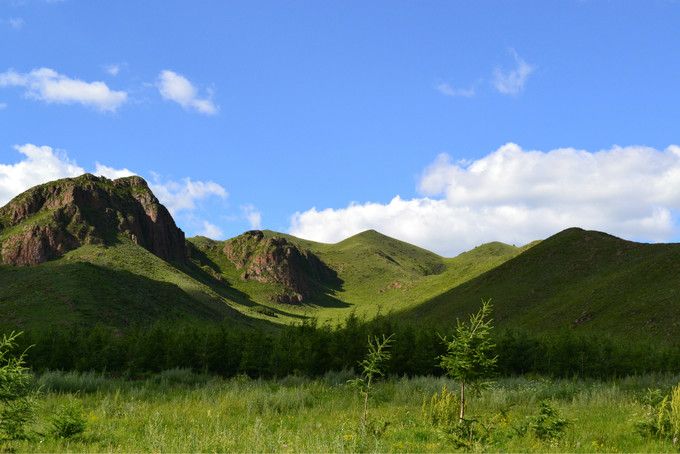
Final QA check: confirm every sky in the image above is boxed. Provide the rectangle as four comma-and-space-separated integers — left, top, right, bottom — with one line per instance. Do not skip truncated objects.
1, 1, 680, 256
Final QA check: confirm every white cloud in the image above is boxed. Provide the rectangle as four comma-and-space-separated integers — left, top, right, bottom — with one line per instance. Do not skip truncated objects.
94, 162, 135, 179
492, 49, 534, 95
7, 17, 24, 29
149, 176, 227, 216
0, 67, 128, 112
157, 70, 218, 115
0, 144, 84, 206
290, 143, 680, 256
241, 204, 262, 229
199, 221, 223, 239
435, 82, 475, 98
104, 64, 120, 76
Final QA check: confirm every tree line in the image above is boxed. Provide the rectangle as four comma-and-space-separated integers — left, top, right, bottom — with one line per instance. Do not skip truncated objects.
11, 312, 680, 379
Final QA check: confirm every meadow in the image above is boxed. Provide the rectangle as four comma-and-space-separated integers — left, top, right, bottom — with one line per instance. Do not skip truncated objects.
2, 370, 678, 452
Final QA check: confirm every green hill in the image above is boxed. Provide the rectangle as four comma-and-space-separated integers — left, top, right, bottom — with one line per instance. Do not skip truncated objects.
10, 175, 680, 342
0, 175, 265, 331
188, 229, 527, 321
408, 228, 680, 341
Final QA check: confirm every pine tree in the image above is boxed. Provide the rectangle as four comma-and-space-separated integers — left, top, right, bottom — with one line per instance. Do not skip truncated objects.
439, 300, 497, 423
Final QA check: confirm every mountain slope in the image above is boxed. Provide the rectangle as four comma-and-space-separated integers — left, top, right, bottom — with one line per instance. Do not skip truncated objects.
0, 175, 260, 331
189, 229, 527, 321
408, 228, 680, 340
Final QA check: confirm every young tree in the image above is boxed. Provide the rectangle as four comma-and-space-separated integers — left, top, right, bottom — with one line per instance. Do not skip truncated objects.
439, 300, 497, 423
0, 332, 36, 440
349, 334, 394, 431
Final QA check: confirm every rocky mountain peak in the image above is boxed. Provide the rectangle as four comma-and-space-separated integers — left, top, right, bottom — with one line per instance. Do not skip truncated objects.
0, 174, 186, 266
223, 230, 338, 303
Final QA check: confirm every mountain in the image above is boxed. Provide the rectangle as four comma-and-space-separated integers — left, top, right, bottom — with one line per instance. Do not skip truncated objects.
188, 228, 526, 321
0, 175, 254, 331
222, 230, 339, 304
0, 174, 186, 265
10, 175, 680, 342
408, 228, 680, 340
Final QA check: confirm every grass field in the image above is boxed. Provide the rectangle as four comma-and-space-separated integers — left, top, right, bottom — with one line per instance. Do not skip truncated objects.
3, 371, 678, 452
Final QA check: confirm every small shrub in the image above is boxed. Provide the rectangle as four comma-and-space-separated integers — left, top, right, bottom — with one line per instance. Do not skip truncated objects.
529, 401, 568, 441
670, 384, 680, 440
50, 401, 86, 439
0, 332, 36, 440
422, 384, 459, 428
637, 384, 680, 441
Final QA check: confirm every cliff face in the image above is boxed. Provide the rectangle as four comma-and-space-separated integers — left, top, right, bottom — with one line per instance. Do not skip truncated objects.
0, 174, 186, 265
224, 230, 337, 303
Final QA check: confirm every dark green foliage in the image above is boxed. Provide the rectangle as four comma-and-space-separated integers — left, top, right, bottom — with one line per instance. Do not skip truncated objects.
50, 400, 86, 439
0, 332, 36, 440
529, 401, 569, 441
8, 314, 680, 381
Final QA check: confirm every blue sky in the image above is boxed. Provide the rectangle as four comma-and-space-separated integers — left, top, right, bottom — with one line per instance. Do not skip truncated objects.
1, 1, 680, 255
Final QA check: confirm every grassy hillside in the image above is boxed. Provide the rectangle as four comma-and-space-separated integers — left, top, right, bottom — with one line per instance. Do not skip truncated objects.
409, 228, 680, 341
0, 237, 269, 332
189, 230, 527, 322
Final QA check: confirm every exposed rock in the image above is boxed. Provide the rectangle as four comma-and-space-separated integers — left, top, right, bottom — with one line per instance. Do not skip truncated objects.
223, 230, 337, 303
0, 174, 186, 265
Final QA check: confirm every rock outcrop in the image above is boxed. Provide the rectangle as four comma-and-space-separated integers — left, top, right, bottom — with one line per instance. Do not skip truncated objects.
0, 174, 186, 266
224, 230, 337, 303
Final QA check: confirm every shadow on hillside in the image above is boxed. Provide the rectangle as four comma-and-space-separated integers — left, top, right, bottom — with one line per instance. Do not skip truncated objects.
0, 261, 248, 331
183, 245, 312, 320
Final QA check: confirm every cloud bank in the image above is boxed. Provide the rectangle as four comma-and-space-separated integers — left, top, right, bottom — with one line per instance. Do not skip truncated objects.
157, 70, 218, 115
290, 143, 680, 256
0, 68, 128, 112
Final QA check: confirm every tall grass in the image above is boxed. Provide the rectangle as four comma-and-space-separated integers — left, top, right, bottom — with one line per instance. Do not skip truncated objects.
2, 371, 678, 452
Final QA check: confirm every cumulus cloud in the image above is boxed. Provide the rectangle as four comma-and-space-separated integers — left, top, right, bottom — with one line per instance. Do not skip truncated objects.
0, 67, 128, 111
435, 82, 475, 98
290, 143, 680, 256
199, 221, 223, 239
241, 204, 262, 229
0, 144, 84, 206
149, 175, 227, 216
157, 70, 218, 115
94, 162, 135, 179
492, 49, 534, 95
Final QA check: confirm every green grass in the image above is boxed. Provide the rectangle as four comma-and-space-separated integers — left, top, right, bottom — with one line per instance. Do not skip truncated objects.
188, 230, 526, 323
409, 227, 680, 341
4, 371, 678, 452
0, 237, 264, 332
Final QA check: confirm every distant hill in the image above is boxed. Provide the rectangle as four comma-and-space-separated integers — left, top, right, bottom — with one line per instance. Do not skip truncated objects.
188, 228, 526, 321
5, 175, 680, 342
408, 228, 680, 341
